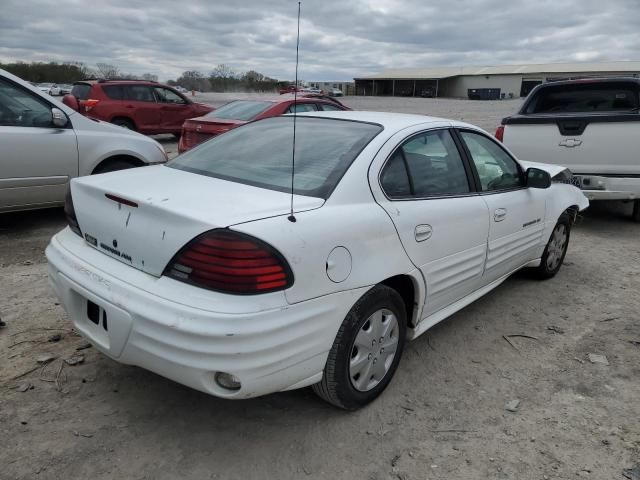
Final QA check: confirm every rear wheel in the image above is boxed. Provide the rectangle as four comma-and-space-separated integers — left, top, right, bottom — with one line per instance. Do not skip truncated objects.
534, 212, 571, 279
632, 200, 640, 222
111, 118, 135, 131
313, 285, 407, 410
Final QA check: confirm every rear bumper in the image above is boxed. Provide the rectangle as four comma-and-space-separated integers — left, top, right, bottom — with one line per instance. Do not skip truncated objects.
46, 228, 364, 399
575, 174, 640, 201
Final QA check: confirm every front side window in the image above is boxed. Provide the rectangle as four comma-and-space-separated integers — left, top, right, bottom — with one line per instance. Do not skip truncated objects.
125, 85, 154, 102
154, 87, 186, 104
0, 78, 54, 128
459, 131, 523, 191
169, 116, 382, 199
380, 129, 470, 198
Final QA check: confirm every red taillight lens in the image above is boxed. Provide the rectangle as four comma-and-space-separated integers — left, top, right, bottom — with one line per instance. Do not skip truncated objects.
163, 230, 294, 295
495, 125, 505, 142
64, 188, 82, 237
80, 98, 100, 113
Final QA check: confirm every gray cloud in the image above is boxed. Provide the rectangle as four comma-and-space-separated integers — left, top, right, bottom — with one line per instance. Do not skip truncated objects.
1, 0, 638, 81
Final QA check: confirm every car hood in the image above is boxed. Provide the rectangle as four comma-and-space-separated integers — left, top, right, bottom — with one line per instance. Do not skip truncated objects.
70, 165, 324, 276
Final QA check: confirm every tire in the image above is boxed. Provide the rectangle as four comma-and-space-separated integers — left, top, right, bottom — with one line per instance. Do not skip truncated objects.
111, 118, 135, 131
313, 284, 407, 410
534, 212, 572, 279
93, 159, 137, 174
632, 200, 640, 222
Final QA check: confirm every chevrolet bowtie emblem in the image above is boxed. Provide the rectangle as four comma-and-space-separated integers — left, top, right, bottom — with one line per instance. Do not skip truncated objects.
559, 138, 582, 148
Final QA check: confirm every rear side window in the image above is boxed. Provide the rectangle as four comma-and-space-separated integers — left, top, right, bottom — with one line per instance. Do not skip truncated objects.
287, 103, 318, 113
380, 129, 470, 198
103, 85, 125, 100
169, 116, 382, 199
124, 85, 154, 102
71, 83, 91, 100
320, 104, 344, 111
525, 82, 640, 113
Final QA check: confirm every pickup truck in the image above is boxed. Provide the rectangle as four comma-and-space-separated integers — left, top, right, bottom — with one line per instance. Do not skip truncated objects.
496, 78, 640, 221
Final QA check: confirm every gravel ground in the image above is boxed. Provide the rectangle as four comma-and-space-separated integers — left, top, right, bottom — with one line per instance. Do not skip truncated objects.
1, 96, 639, 480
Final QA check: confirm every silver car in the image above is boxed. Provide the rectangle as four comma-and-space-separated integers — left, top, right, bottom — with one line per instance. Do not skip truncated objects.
0, 69, 168, 213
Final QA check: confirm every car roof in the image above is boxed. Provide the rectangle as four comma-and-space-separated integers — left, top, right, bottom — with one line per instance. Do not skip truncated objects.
296, 110, 478, 131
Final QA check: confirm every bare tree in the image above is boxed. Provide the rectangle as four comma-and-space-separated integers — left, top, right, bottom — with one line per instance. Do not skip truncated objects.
96, 63, 120, 79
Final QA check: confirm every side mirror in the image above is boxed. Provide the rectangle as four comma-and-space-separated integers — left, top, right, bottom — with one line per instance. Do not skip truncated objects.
51, 108, 68, 128
526, 167, 551, 189
62, 94, 79, 111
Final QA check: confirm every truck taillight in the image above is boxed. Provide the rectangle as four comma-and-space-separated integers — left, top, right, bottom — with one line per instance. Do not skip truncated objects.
495, 125, 505, 142
64, 188, 82, 237
163, 230, 294, 295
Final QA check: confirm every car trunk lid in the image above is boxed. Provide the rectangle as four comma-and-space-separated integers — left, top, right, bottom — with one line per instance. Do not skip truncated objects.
71, 165, 323, 276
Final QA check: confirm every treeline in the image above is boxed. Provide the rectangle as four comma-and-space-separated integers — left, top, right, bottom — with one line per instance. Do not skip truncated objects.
169, 64, 282, 92
0, 61, 158, 84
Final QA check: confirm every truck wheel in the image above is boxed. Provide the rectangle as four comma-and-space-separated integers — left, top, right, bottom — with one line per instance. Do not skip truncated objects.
313, 285, 406, 410
632, 200, 640, 222
534, 212, 572, 279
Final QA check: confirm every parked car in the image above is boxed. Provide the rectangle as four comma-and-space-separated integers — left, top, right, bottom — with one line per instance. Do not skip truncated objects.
62, 79, 213, 135
37, 82, 61, 95
178, 95, 350, 152
47, 110, 588, 409
0, 69, 168, 213
58, 84, 72, 95
496, 77, 640, 221
328, 88, 344, 97
279, 85, 300, 94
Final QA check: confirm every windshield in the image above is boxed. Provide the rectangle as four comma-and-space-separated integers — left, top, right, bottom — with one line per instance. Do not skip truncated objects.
169, 116, 382, 198
204, 100, 273, 121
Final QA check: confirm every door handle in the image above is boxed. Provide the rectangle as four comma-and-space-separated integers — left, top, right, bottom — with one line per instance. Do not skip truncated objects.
494, 208, 507, 222
414, 224, 433, 242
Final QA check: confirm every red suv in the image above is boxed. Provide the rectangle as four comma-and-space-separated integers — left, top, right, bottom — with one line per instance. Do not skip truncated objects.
63, 80, 213, 135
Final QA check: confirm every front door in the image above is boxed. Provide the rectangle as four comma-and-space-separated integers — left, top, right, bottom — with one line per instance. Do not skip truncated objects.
456, 129, 547, 281
0, 77, 77, 210
371, 126, 490, 318
153, 86, 192, 132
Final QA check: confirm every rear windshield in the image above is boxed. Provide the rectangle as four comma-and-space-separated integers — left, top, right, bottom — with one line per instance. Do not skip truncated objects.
169, 116, 382, 198
204, 101, 273, 121
525, 82, 640, 114
71, 83, 91, 100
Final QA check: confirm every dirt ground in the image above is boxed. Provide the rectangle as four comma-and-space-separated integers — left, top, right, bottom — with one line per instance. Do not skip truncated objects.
1, 96, 639, 480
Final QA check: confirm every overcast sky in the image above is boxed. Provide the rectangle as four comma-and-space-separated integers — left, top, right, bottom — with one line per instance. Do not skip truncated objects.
1, 0, 638, 81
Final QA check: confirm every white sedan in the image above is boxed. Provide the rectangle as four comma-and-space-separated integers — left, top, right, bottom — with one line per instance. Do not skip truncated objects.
46, 111, 588, 409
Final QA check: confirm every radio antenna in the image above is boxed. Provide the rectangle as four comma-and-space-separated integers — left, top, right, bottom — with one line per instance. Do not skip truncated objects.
288, 1, 301, 223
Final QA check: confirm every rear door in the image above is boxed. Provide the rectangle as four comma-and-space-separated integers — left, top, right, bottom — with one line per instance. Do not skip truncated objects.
0, 76, 77, 210
457, 129, 546, 282
503, 81, 640, 175
370, 125, 489, 317
153, 86, 193, 132
122, 85, 161, 132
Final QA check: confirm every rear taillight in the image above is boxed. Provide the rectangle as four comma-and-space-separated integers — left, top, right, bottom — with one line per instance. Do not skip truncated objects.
495, 125, 505, 142
164, 230, 294, 295
64, 188, 82, 237
80, 98, 100, 113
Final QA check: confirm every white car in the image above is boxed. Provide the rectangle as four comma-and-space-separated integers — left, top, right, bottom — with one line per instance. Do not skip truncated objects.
37, 82, 61, 96
46, 111, 588, 409
0, 69, 168, 213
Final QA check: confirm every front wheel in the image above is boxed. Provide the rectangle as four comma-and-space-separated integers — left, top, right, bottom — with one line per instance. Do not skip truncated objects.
313, 285, 407, 410
534, 212, 572, 279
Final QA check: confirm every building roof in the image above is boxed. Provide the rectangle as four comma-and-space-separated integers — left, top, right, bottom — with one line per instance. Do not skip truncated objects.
355, 61, 640, 80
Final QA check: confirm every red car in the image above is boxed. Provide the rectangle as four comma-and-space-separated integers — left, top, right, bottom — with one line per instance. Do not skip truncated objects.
62, 80, 213, 136
178, 95, 350, 153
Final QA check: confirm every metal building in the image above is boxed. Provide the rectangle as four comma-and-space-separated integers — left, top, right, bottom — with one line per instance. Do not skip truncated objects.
354, 62, 640, 99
